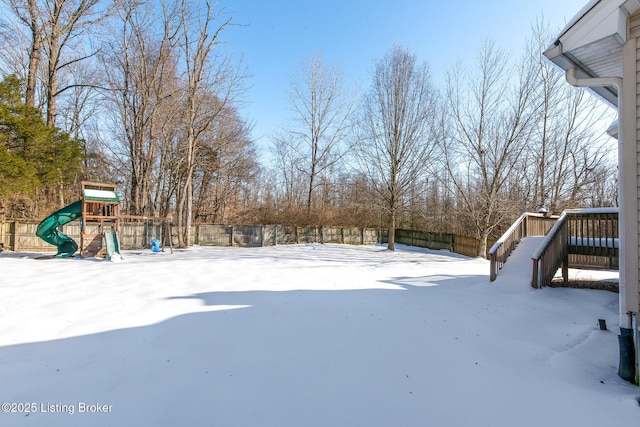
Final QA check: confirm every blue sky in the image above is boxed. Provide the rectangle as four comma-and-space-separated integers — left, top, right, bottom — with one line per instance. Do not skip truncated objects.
220, 0, 591, 158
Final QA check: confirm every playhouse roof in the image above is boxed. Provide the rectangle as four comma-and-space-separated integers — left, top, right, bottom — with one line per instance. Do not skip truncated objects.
82, 188, 120, 202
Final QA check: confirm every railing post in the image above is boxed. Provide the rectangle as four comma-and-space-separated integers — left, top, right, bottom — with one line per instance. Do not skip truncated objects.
562, 220, 568, 286
490, 251, 497, 281
532, 258, 539, 288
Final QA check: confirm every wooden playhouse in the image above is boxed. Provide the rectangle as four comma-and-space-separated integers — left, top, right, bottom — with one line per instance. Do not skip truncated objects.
80, 182, 122, 258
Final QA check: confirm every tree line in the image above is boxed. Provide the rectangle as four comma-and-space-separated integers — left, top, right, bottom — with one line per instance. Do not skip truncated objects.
0, 1, 617, 255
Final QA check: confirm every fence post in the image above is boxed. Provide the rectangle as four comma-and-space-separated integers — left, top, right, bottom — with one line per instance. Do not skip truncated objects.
14, 221, 19, 252
231, 225, 235, 247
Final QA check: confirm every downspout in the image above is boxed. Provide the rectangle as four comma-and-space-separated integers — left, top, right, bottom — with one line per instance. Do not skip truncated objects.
565, 68, 623, 91
566, 68, 637, 384
565, 68, 626, 326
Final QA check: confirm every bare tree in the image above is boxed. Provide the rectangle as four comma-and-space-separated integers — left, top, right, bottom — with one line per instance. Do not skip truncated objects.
43, 0, 108, 127
192, 105, 258, 223
269, 130, 307, 212
437, 41, 538, 256
3, 0, 109, 124
526, 20, 617, 212
0, 6, 31, 85
174, 0, 243, 246
2, 0, 46, 107
354, 45, 436, 251
102, 0, 181, 216
276, 52, 354, 221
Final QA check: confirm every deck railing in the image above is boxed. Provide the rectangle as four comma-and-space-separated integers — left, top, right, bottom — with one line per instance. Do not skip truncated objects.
531, 208, 619, 288
531, 212, 569, 288
488, 213, 557, 281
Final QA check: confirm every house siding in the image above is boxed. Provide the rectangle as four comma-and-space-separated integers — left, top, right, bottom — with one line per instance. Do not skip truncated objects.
631, 13, 640, 314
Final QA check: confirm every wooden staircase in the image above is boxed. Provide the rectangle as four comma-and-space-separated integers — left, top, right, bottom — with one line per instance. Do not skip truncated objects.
489, 208, 619, 287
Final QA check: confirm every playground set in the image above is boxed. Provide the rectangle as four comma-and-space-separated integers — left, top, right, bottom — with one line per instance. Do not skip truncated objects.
35, 182, 172, 259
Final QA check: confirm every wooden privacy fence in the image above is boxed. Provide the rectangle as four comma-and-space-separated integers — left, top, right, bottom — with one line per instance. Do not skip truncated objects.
388, 229, 494, 258
0, 222, 383, 252
454, 235, 496, 258
394, 229, 454, 252
197, 224, 382, 247
0, 220, 10, 251
1, 221, 167, 252
2, 219, 494, 258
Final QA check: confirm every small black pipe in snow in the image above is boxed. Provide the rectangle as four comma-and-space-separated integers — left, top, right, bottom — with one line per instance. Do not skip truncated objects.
618, 328, 636, 383
598, 319, 607, 331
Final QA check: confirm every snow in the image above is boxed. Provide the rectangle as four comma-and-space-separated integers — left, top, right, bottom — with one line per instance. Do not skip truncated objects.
564, 207, 619, 215
81, 189, 119, 201
569, 236, 619, 249
0, 239, 637, 426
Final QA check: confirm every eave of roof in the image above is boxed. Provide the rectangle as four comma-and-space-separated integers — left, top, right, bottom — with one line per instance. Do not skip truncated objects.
543, 0, 640, 108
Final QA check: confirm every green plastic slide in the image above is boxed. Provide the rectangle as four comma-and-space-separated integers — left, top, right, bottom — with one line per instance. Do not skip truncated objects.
35, 200, 82, 257
104, 231, 123, 261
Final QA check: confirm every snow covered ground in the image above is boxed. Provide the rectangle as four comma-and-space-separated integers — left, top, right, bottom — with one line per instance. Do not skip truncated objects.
0, 239, 637, 426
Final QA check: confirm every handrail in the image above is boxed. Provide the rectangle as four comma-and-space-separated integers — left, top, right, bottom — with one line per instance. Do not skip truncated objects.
489, 212, 556, 281
531, 211, 569, 289
489, 213, 527, 281
531, 208, 619, 288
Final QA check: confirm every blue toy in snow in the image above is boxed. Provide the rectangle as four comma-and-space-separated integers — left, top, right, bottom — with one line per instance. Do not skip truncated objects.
151, 238, 161, 252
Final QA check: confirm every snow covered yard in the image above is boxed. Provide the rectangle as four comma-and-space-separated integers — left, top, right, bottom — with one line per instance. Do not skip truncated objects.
0, 242, 637, 426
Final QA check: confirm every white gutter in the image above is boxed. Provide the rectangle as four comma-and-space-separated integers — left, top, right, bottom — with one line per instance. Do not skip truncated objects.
565, 68, 622, 93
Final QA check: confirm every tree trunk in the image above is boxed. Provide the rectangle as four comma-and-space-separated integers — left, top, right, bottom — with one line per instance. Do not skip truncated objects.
185, 179, 193, 246
45, 2, 61, 127
478, 228, 489, 258
177, 131, 196, 247
24, 0, 42, 107
388, 211, 396, 251
26, 37, 41, 107
307, 167, 315, 220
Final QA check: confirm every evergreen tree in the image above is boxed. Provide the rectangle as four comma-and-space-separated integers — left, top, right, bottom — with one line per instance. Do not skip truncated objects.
0, 75, 83, 216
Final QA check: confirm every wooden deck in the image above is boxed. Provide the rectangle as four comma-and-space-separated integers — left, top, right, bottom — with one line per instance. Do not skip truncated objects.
489, 208, 619, 287
488, 213, 557, 281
